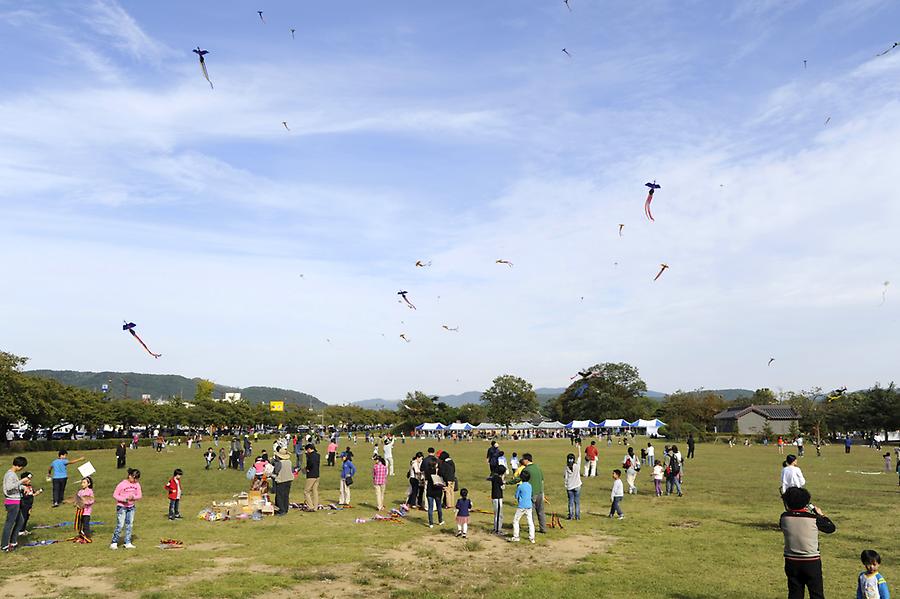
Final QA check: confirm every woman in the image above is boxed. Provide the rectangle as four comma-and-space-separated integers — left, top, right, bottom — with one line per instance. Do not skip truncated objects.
372, 456, 388, 511
339, 452, 356, 506
272, 448, 294, 516
406, 452, 424, 508
115, 441, 127, 469
564, 452, 582, 520
423, 452, 445, 528
623, 446, 638, 494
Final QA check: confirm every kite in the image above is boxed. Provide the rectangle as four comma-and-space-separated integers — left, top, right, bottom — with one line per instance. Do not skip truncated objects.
881, 281, 890, 305
400, 334, 410, 343
653, 263, 669, 281
122, 321, 162, 358
415, 260, 432, 267
562, 48, 572, 57
570, 368, 598, 380
442, 325, 459, 332
768, 357, 775, 366
644, 181, 661, 221
290, 28, 296, 39
826, 386, 847, 401
575, 382, 589, 397
192, 47, 213, 89
282, 121, 290, 131
877, 42, 899, 56
564, 0, 572, 11
397, 290, 416, 310
803, 60, 807, 69
257, 10, 265, 24
618, 224, 624, 237
824, 116, 831, 126
496, 259, 514, 267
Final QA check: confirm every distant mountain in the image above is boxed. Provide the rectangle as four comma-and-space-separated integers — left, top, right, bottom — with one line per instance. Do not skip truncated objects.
708, 389, 754, 402
353, 399, 400, 410
26, 370, 326, 409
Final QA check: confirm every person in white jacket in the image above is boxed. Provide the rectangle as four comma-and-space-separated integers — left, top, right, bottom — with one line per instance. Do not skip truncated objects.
780, 454, 806, 495
564, 453, 582, 520
382, 436, 395, 476
609, 469, 624, 519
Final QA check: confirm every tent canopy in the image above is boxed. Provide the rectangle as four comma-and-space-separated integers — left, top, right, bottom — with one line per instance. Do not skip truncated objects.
599, 419, 629, 428
509, 421, 536, 430
630, 419, 666, 428
474, 422, 501, 430
415, 422, 445, 431
447, 422, 473, 431
537, 421, 565, 429
566, 420, 600, 429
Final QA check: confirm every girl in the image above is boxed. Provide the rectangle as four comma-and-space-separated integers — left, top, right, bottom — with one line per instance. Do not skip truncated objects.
17, 472, 41, 535
339, 452, 356, 506
110, 468, 142, 550
652, 460, 664, 497
455, 488, 472, 538
372, 456, 388, 511
75, 476, 94, 541
564, 452, 582, 520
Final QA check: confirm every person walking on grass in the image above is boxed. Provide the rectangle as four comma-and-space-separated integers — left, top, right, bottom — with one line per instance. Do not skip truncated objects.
372, 456, 388, 511
511, 469, 535, 543
272, 449, 293, 517
438, 452, 457, 509
405, 452, 423, 509
487, 441, 500, 475
490, 464, 506, 534
2, 456, 28, 552
48, 450, 85, 508
665, 449, 683, 496
423, 449, 445, 528
110, 468, 142, 550
584, 441, 599, 477
340, 453, 356, 507
115, 441, 127, 469
564, 451, 582, 520
652, 460, 664, 497
845, 436, 852, 454
779, 487, 835, 599
687, 433, 696, 459
857, 550, 890, 599
520, 454, 546, 533
609, 469, 625, 519
303, 444, 320, 511
623, 446, 639, 494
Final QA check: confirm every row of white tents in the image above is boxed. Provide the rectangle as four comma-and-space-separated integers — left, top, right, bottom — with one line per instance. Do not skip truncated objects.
415, 419, 666, 436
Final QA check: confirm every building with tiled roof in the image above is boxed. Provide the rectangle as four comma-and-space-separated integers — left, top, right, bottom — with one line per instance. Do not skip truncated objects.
713, 404, 799, 435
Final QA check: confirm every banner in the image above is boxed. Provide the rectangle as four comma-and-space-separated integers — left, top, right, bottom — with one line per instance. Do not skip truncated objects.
269, 401, 285, 412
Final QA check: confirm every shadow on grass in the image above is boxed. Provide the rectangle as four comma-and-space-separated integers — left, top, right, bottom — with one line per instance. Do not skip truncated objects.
720, 519, 781, 531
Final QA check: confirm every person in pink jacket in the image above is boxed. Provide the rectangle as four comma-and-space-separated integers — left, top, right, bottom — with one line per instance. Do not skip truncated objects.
110, 468, 142, 550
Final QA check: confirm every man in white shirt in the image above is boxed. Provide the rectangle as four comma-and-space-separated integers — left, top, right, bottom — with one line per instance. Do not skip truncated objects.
780, 454, 806, 495
383, 436, 394, 476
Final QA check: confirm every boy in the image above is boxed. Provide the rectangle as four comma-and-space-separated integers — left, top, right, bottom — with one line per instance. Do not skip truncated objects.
164, 469, 183, 520
455, 488, 472, 538
609, 469, 624, 519
509, 452, 519, 472
511, 469, 535, 543
857, 550, 890, 599
490, 464, 506, 535
780, 487, 836, 599
48, 450, 85, 508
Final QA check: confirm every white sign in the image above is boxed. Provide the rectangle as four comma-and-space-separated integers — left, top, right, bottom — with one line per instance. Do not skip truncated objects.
78, 461, 96, 478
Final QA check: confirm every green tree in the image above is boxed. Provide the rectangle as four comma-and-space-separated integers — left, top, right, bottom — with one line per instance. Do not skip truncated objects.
456, 403, 486, 425
660, 390, 726, 433
194, 379, 215, 403
553, 362, 649, 422
481, 375, 539, 429
751, 388, 777, 404
395, 391, 442, 432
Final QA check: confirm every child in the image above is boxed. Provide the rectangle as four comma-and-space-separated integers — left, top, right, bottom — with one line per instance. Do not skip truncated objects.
509, 452, 519, 471
497, 451, 508, 470
652, 460, 664, 497
857, 549, 890, 599
609, 469, 624, 519
204, 448, 215, 470
490, 465, 506, 535
110, 468, 142, 550
511, 469, 535, 543
74, 476, 94, 540
164, 469, 183, 520
455, 488, 472, 538
217, 447, 226, 470
17, 472, 42, 535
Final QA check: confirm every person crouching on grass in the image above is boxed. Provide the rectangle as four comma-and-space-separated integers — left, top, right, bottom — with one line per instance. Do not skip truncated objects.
609, 469, 624, 520
779, 487, 835, 599
110, 468, 142, 550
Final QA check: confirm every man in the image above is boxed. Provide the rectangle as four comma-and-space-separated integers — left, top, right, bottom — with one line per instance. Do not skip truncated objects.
421, 447, 438, 482
383, 435, 395, 476
272, 448, 294, 516
47, 450, 84, 508
486, 441, 500, 475
438, 452, 456, 509
584, 441, 599, 477
796, 435, 805, 458
230, 437, 241, 469
687, 434, 696, 459
115, 442, 127, 469
646, 442, 655, 468
4, 429, 13, 450
781, 455, 806, 495
303, 444, 320, 510
520, 453, 546, 533
780, 487, 835, 599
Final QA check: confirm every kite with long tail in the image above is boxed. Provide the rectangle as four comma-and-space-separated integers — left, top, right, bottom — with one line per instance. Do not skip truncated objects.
397, 290, 416, 310
192, 47, 213, 89
442, 325, 459, 332
644, 181, 661, 221
881, 281, 890, 305
415, 260, 431, 267
496, 259, 513, 267
653, 263, 669, 281
768, 357, 775, 366
123, 321, 162, 358
400, 334, 410, 343
618, 224, 624, 237
257, 10, 265, 24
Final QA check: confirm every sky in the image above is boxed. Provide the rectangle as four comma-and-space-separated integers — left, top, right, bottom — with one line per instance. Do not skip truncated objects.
2, 0, 899, 405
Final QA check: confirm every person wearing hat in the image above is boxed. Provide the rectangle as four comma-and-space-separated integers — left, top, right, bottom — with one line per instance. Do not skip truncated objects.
272, 447, 294, 516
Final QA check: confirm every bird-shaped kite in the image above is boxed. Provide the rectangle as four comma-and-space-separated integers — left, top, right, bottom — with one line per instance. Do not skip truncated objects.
881, 281, 890, 305
824, 116, 831, 126
877, 42, 899, 56
122, 321, 162, 358
192, 47, 213, 89
653, 263, 669, 281
397, 290, 416, 310
282, 121, 290, 131
618, 224, 624, 237
496, 259, 513, 267
644, 181, 661, 221
400, 334, 410, 343
415, 260, 432, 268
290, 28, 296, 39
563, 0, 572, 11
768, 357, 775, 366
826, 386, 847, 401
442, 325, 459, 332
562, 48, 572, 58
257, 10, 265, 24
570, 368, 598, 380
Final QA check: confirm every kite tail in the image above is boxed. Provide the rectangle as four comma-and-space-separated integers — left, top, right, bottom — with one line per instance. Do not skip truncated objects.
201, 63, 213, 89
131, 331, 162, 358
644, 196, 654, 221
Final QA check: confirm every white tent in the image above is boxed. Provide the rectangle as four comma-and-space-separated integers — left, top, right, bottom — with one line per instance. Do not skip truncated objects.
599, 418, 629, 429
474, 422, 502, 430
509, 422, 537, 430
566, 420, 600, 429
415, 422, 445, 431
447, 422, 473, 431
629, 419, 666, 436
537, 421, 565, 429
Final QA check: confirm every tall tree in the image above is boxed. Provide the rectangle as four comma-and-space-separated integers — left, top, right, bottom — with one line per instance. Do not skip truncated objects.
553, 362, 649, 422
481, 375, 539, 429
660, 390, 726, 433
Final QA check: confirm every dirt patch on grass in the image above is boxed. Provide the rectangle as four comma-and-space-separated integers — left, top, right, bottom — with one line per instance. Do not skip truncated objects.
0, 567, 135, 599
186, 542, 244, 552
670, 520, 702, 528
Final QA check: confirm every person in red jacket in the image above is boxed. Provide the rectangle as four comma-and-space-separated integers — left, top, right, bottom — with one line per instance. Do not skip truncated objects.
584, 441, 599, 477
164, 469, 183, 520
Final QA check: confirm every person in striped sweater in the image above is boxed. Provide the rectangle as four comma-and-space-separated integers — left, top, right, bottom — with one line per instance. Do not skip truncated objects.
779, 487, 836, 599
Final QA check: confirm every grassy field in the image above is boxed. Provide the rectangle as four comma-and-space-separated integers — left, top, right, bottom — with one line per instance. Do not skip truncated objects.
0, 437, 897, 598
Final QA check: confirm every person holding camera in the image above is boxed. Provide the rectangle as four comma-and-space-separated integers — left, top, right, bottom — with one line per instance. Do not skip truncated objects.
779, 487, 836, 599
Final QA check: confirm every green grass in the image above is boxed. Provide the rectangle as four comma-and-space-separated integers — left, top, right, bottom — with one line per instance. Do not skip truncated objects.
0, 439, 897, 598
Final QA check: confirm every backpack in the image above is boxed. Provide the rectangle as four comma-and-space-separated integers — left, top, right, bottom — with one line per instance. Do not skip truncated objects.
669, 458, 681, 475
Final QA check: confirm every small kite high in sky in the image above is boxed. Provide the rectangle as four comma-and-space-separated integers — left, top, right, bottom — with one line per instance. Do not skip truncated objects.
562, 48, 572, 58
290, 28, 296, 39
877, 42, 899, 56
122, 321, 161, 358
496, 259, 513, 267
644, 181, 661, 221
397, 290, 416, 310
282, 121, 290, 131
192, 47, 213, 89
442, 325, 459, 332
257, 10, 265, 23
400, 334, 410, 343
881, 281, 890, 305
824, 116, 831, 126
768, 357, 775, 366
563, 0, 572, 11
618, 224, 624, 237
415, 260, 432, 267
653, 263, 669, 281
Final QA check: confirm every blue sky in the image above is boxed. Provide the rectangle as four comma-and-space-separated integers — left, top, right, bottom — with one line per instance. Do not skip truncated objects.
2, 0, 899, 404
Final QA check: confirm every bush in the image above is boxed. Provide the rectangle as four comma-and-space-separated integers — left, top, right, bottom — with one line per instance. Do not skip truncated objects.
3, 437, 159, 454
